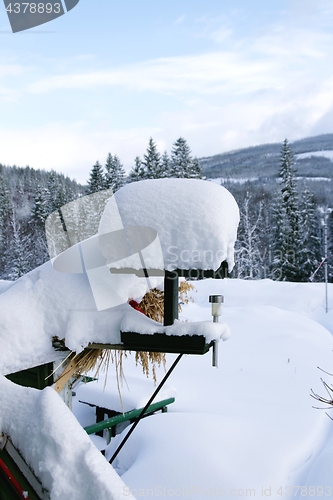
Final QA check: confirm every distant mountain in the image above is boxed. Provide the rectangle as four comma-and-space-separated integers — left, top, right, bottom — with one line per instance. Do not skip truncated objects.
199, 133, 333, 180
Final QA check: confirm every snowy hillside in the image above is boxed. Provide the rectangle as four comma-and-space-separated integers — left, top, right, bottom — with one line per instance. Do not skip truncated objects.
200, 133, 333, 181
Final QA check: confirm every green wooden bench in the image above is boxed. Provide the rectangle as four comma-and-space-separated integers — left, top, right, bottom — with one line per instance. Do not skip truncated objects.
84, 397, 175, 445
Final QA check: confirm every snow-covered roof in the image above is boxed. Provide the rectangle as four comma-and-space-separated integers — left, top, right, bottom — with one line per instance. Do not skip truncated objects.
0, 375, 134, 500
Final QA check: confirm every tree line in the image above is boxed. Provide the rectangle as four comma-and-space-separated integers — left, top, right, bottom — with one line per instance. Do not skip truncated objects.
0, 136, 331, 283
85, 137, 202, 195
232, 139, 330, 283
0, 137, 201, 279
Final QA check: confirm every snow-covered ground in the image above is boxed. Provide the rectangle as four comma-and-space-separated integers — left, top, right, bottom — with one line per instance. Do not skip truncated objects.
75, 278, 333, 500
209, 177, 259, 185
2, 177, 333, 500
296, 151, 333, 161
2, 274, 333, 499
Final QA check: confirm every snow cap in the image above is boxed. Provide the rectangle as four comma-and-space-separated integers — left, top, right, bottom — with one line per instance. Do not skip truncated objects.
50, 179, 239, 310
99, 178, 239, 272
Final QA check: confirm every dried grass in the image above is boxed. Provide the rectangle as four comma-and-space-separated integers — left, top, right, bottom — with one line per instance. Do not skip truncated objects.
54, 281, 195, 393
134, 280, 195, 382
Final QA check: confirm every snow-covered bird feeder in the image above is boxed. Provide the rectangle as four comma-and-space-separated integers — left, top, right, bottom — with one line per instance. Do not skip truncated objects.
97, 178, 239, 355
51, 178, 239, 355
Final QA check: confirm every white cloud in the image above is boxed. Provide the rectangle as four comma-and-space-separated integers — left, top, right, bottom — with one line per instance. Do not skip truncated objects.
0, 121, 166, 184
25, 11, 333, 104
27, 51, 290, 97
2, 1, 333, 179
174, 15, 186, 25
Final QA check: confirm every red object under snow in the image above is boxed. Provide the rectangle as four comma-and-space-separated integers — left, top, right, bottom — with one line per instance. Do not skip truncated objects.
0, 457, 30, 499
128, 300, 146, 315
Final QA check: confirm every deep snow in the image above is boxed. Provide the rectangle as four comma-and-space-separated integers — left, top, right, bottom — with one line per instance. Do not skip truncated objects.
98, 278, 333, 500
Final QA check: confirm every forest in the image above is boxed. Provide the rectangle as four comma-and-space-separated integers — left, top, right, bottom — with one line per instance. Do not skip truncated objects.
0, 135, 332, 283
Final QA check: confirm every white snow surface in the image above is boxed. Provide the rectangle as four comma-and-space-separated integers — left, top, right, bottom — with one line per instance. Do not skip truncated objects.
120, 308, 230, 341
99, 179, 240, 272
296, 150, 333, 161
0, 261, 134, 375
76, 375, 177, 414
2, 269, 333, 498
209, 177, 259, 184
97, 278, 333, 500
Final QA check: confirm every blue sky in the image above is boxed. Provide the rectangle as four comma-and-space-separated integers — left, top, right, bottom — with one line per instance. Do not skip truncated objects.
0, 0, 333, 183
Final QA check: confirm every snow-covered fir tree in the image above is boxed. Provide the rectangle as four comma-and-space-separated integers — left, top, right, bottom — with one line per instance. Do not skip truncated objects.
170, 137, 193, 178
142, 138, 161, 179
160, 151, 171, 178
47, 171, 62, 214
129, 156, 145, 182
298, 184, 321, 281
271, 189, 289, 280
31, 183, 50, 227
86, 161, 105, 194
105, 153, 126, 192
0, 174, 11, 275
189, 157, 202, 179
327, 212, 333, 282
271, 139, 302, 281
4, 213, 32, 280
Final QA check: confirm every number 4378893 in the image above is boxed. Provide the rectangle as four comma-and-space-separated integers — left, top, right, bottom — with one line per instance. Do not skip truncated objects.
5, 3, 61, 14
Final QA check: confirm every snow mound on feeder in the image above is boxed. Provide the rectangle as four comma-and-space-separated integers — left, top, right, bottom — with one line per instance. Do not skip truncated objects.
99, 179, 239, 272
121, 308, 231, 341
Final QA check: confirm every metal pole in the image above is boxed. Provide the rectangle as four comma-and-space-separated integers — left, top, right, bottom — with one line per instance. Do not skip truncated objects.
109, 353, 183, 464
325, 213, 328, 313
164, 271, 179, 326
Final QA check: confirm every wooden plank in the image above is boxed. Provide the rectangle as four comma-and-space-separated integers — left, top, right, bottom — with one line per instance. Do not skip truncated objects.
54, 360, 77, 394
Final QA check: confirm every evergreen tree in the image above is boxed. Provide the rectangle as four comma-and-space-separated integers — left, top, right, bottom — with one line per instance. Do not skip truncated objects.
160, 151, 171, 178
327, 212, 333, 283
189, 157, 202, 179
298, 184, 321, 281
170, 137, 193, 178
271, 139, 302, 281
129, 156, 145, 182
31, 183, 49, 227
4, 213, 32, 280
46, 170, 61, 214
86, 161, 105, 194
0, 175, 11, 276
271, 189, 290, 280
142, 138, 161, 179
105, 153, 126, 192
0, 175, 11, 232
